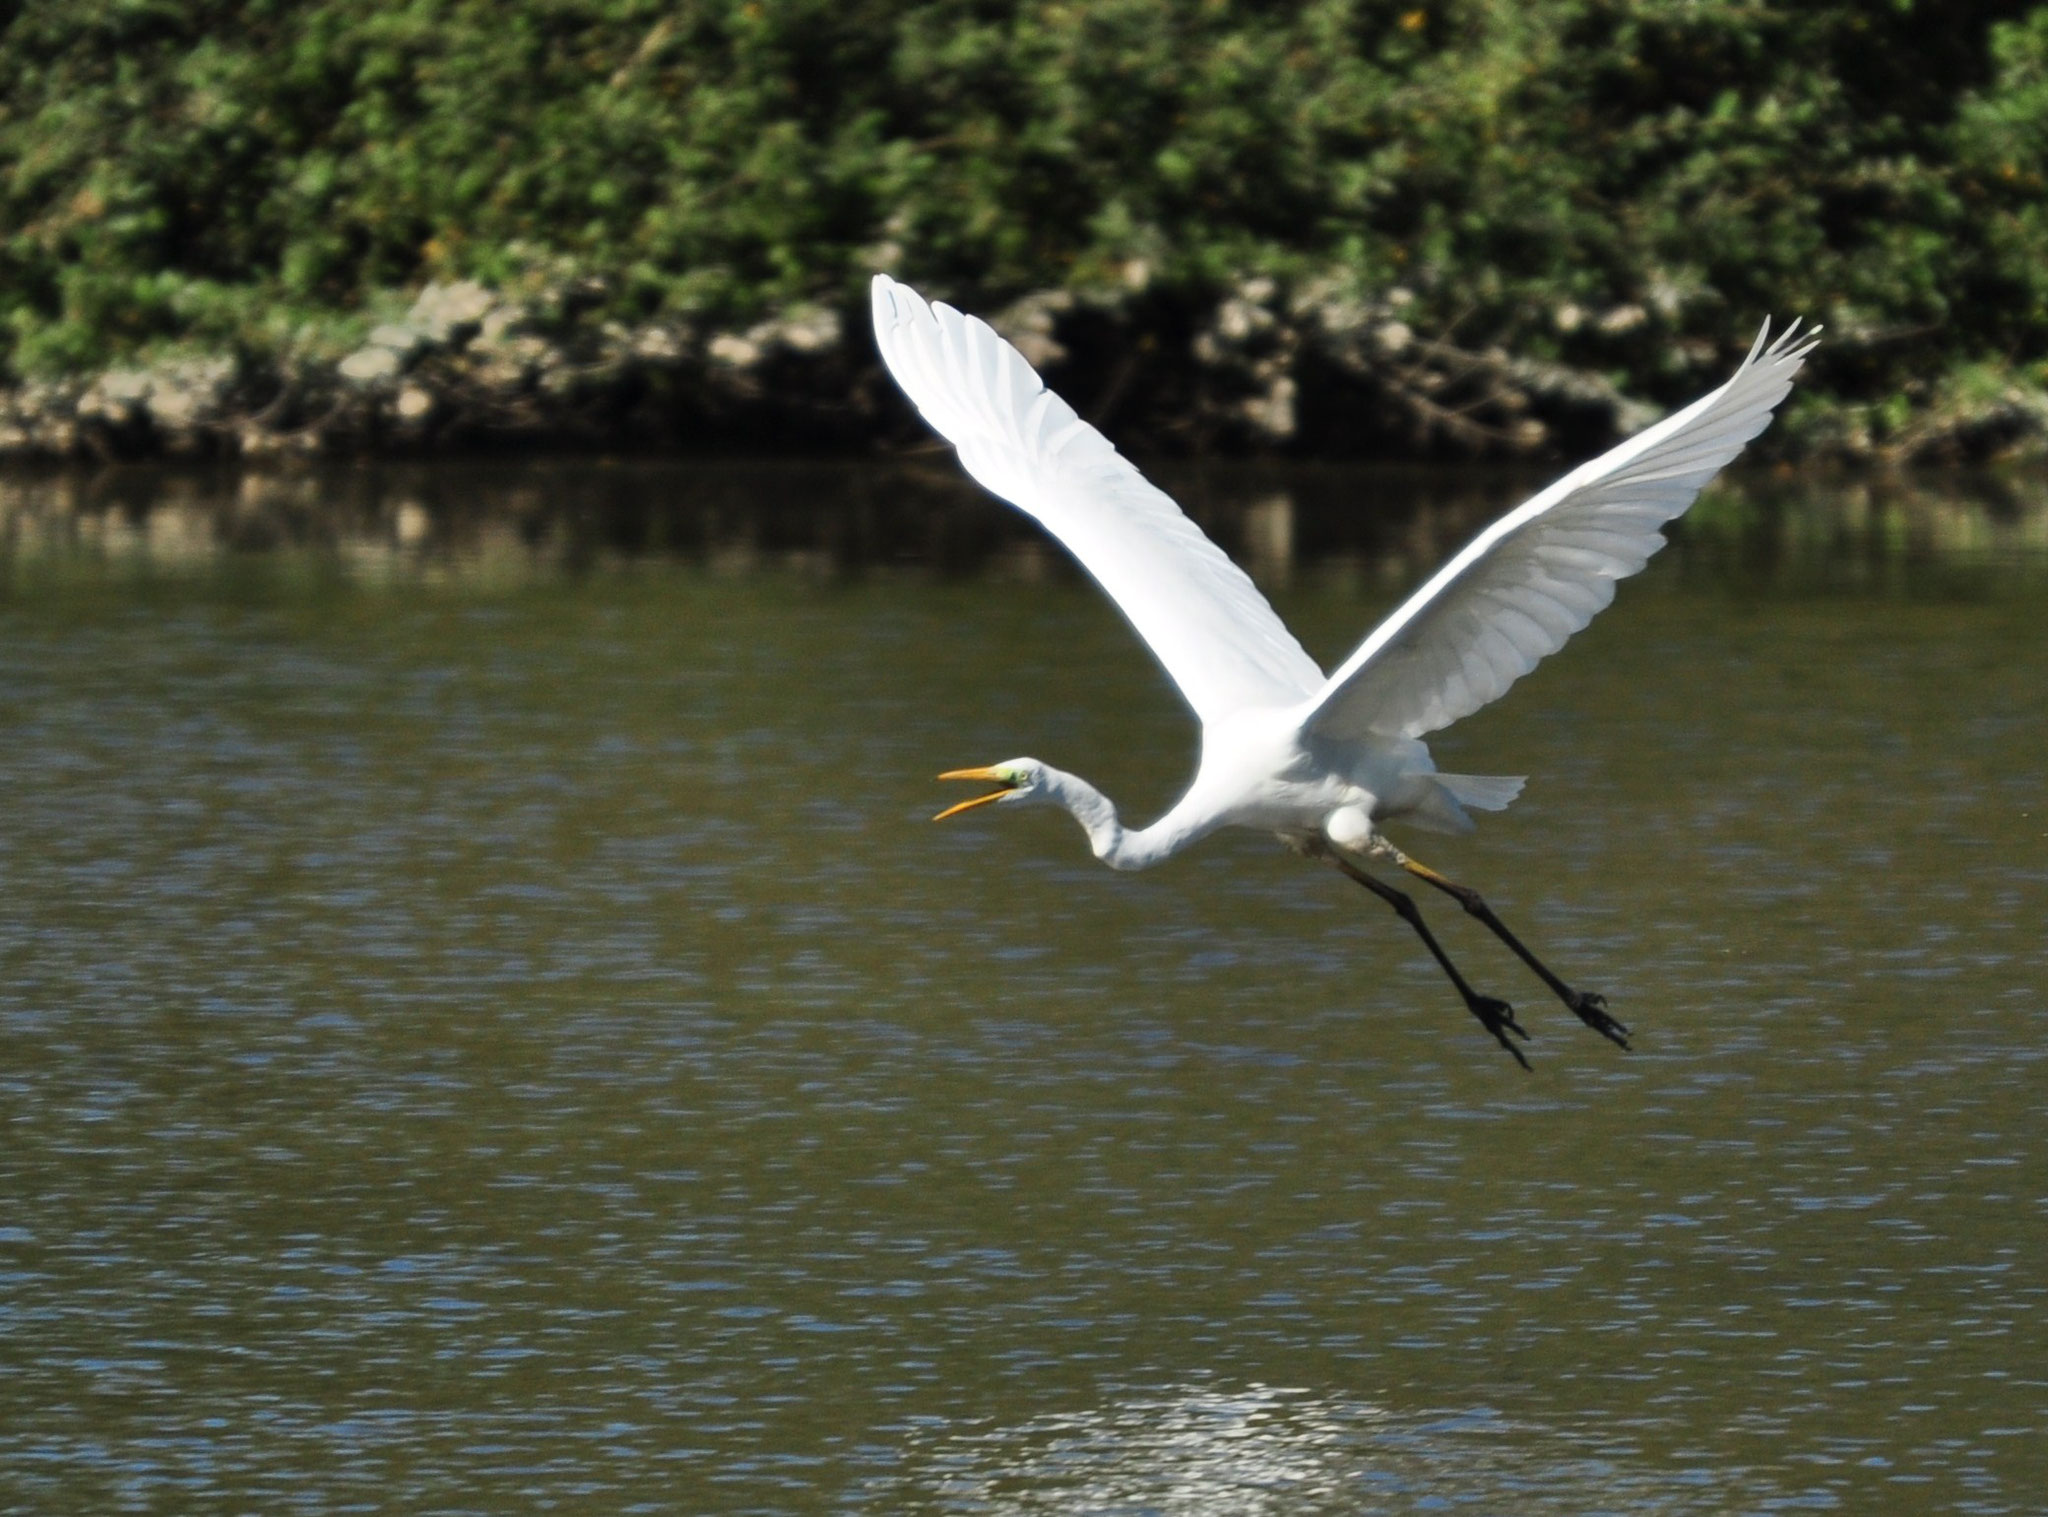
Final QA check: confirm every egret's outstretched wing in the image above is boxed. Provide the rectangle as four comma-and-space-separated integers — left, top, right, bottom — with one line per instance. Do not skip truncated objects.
1306, 320, 1819, 743
873, 275, 1325, 723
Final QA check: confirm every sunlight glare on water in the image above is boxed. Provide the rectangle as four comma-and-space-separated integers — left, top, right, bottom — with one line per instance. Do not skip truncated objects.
857, 1382, 1807, 1514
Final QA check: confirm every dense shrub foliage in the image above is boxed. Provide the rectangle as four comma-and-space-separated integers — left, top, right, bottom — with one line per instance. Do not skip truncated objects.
3, 0, 2045, 448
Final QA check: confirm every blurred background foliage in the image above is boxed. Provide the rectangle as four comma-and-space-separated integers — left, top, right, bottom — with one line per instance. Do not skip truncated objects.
3, 0, 2046, 447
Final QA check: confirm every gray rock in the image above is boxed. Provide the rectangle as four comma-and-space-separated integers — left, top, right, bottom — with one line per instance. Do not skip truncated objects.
631, 326, 686, 363
147, 357, 235, 432
77, 369, 153, 424
406, 280, 496, 345
367, 323, 423, 355
338, 347, 404, 384
707, 333, 760, 369
731, 305, 844, 359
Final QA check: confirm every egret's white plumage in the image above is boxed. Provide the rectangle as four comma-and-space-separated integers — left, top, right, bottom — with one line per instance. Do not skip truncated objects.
873, 279, 1325, 722
875, 273, 1817, 1060
1304, 320, 1816, 743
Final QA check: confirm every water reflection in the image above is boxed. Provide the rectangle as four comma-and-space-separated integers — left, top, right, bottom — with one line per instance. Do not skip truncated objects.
3, 460, 2046, 590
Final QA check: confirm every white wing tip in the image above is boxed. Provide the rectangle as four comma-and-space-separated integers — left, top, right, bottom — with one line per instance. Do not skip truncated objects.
871, 272, 920, 337
1750, 316, 1824, 370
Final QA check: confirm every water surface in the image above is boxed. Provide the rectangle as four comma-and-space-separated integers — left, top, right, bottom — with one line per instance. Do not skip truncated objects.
0, 463, 2043, 1513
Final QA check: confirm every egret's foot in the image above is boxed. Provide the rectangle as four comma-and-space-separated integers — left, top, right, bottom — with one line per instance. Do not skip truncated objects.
1466, 993, 1532, 1071
1567, 990, 1630, 1050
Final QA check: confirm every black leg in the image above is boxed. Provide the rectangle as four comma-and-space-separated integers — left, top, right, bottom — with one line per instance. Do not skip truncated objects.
1398, 858, 1630, 1050
1328, 855, 1531, 1069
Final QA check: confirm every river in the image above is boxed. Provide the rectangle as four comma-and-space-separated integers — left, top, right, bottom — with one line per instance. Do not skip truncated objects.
0, 461, 2043, 1512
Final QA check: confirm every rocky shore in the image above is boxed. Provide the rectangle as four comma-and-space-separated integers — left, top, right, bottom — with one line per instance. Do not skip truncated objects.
4, 278, 2045, 467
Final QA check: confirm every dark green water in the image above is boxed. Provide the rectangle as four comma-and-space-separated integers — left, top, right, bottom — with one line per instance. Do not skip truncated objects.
0, 463, 2044, 1513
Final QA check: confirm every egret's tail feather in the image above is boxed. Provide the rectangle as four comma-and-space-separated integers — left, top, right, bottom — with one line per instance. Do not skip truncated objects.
1436, 773, 1526, 812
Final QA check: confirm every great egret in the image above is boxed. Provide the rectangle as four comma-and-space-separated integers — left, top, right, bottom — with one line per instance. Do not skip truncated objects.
873, 274, 1816, 1065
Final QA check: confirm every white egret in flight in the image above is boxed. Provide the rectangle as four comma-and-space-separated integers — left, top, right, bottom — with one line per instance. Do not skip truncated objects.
873, 274, 1816, 1065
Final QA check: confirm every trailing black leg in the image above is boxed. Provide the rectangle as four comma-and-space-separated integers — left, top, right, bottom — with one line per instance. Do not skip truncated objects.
1328, 855, 1530, 1069
1397, 857, 1629, 1050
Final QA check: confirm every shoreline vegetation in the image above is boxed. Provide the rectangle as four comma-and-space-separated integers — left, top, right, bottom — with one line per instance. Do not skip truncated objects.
5, 2, 2048, 465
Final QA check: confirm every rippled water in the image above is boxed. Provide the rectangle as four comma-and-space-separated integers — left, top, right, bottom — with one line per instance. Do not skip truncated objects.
0, 463, 2044, 1513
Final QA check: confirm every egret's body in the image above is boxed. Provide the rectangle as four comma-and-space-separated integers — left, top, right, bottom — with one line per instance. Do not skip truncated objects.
1005, 713, 1451, 871
874, 274, 1817, 1063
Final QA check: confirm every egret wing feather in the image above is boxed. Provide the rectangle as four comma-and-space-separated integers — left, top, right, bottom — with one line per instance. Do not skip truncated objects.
1307, 320, 1819, 742
873, 275, 1326, 723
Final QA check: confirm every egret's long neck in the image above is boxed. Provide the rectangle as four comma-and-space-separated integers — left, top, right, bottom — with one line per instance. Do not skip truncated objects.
1038, 765, 1213, 872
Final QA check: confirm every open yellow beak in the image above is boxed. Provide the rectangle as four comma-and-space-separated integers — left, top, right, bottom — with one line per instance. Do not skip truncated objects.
934, 766, 1017, 821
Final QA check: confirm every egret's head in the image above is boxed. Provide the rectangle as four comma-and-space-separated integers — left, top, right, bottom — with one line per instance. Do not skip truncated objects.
934, 759, 1044, 821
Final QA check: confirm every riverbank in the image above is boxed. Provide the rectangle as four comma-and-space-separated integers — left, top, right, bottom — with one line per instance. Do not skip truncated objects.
8, 4, 2046, 467
7, 276, 2047, 468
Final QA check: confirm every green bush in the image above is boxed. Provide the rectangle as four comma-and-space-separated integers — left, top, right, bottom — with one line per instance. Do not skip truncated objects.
2, 0, 2045, 440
